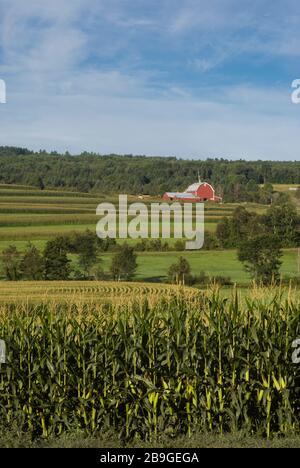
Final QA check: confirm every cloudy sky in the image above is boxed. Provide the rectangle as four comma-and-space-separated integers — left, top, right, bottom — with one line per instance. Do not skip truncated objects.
0, 0, 300, 159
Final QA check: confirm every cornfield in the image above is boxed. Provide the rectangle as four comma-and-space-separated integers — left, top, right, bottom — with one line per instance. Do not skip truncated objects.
0, 290, 299, 440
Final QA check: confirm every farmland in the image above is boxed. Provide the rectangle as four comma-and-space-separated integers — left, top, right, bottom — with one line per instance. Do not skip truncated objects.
0, 182, 299, 447
0, 246, 297, 284
0, 186, 224, 241
0, 290, 299, 443
0, 279, 299, 305
0, 184, 298, 284
0, 280, 200, 304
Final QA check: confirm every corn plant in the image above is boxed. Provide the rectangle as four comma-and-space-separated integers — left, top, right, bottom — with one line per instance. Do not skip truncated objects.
0, 290, 299, 440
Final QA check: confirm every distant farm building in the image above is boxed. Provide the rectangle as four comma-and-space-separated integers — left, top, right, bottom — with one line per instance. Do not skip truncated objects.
163, 180, 222, 203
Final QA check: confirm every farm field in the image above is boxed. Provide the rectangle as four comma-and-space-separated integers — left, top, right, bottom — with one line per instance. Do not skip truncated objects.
0, 183, 233, 250
100, 249, 298, 284
0, 280, 200, 304
0, 290, 299, 442
0, 184, 266, 237
0, 184, 299, 284
0, 278, 299, 304
0, 183, 299, 447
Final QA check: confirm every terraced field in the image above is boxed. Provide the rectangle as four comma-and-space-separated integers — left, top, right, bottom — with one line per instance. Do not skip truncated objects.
0, 184, 268, 241
0, 184, 298, 284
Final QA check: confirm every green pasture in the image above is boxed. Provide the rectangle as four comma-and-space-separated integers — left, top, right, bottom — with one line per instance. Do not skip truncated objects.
0, 239, 298, 284
109, 249, 299, 284
69, 249, 298, 285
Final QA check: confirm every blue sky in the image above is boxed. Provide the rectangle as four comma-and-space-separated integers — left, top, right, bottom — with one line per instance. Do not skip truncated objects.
0, 0, 300, 159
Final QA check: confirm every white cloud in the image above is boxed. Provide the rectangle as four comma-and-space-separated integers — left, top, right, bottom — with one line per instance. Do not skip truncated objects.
1, 82, 299, 159
0, 0, 300, 160
168, 0, 300, 71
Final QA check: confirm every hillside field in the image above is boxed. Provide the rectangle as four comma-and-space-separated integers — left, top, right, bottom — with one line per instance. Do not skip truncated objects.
0, 184, 299, 284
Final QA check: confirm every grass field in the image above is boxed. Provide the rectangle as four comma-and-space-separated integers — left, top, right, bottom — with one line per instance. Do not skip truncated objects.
100, 249, 298, 283
0, 244, 297, 284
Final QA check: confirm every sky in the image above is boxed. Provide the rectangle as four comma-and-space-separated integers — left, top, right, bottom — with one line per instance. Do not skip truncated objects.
0, 0, 300, 160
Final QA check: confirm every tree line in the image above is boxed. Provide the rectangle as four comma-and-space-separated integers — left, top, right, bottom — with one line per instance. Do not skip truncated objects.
1, 234, 137, 282
0, 146, 300, 202
215, 193, 300, 248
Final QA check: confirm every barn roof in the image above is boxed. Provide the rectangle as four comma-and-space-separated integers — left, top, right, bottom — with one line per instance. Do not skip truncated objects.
165, 192, 198, 199
185, 182, 214, 193
185, 182, 202, 192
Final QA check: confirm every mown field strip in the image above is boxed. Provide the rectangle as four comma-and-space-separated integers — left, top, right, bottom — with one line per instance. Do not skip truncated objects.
0, 223, 219, 241
0, 213, 226, 227
0, 214, 100, 226
0, 189, 97, 198
0, 196, 103, 205
0, 205, 94, 214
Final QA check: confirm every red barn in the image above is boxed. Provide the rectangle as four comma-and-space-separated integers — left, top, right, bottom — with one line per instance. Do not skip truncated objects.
163, 180, 222, 203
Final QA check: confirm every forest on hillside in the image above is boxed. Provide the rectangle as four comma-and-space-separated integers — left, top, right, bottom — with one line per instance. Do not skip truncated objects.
0, 146, 299, 201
